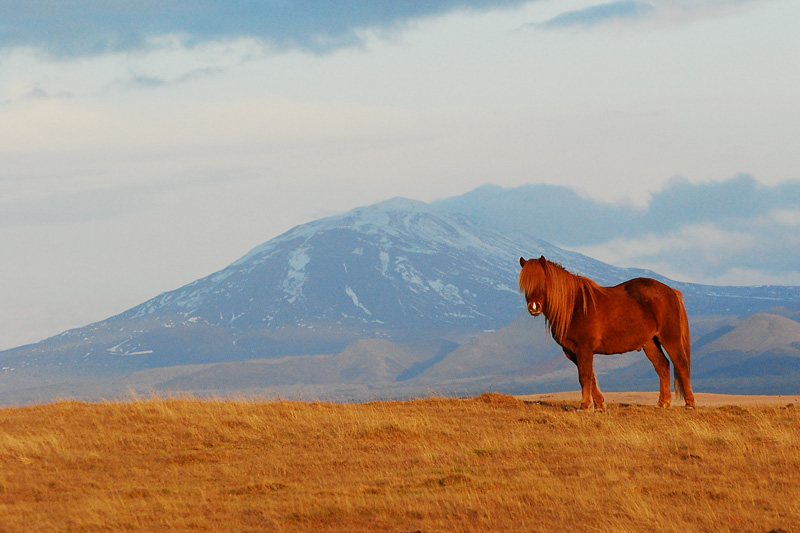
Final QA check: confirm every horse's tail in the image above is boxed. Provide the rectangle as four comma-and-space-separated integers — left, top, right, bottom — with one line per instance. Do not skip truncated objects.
673, 289, 691, 401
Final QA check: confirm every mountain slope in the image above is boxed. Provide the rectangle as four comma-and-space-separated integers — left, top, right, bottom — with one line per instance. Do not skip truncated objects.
689, 313, 800, 393
416, 314, 562, 382
697, 313, 800, 355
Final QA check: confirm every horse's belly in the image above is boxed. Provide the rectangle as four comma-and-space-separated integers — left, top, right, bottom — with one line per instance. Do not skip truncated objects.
595, 341, 646, 355
595, 327, 653, 355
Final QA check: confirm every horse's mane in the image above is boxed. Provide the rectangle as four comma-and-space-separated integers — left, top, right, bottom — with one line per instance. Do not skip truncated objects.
519, 259, 606, 343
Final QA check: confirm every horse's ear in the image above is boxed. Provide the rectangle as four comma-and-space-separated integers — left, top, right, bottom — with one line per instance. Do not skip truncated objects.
519, 257, 526, 268
538, 255, 547, 265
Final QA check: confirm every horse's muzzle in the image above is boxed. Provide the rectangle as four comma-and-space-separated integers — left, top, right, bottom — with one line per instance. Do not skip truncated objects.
528, 302, 542, 316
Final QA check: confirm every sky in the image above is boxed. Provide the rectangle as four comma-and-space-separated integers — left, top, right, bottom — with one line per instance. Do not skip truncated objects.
1, 0, 799, 350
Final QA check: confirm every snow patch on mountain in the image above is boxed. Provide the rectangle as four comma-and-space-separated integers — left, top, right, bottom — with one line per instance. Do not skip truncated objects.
345, 286, 372, 316
379, 251, 390, 275
283, 248, 310, 303
428, 280, 464, 305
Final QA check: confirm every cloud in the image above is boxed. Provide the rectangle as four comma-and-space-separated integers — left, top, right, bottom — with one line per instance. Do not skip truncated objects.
573, 218, 800, 286
448, 174, 800, 246
438, 175, 800, 286
129, 76, 167, 89
535, 0, 761, 30
119, 66, 227, 92
539, 1, 655, 28
0, 186, 153, 227
771, 209, 800, 227
0, 1, 531, 58
640, 174, 800, 234
0, 171, 256, 228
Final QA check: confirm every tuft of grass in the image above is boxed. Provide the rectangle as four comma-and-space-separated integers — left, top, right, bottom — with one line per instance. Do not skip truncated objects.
0, 394, 798, 531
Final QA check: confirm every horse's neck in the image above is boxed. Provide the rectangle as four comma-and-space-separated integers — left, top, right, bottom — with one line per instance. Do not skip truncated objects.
546, 272, 596, 343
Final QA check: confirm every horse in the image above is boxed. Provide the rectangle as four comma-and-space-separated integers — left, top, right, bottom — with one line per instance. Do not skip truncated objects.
519, 256, 695, 411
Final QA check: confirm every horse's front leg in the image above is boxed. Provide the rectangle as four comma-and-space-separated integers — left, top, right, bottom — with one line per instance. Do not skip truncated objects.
575, 350, 603, 411
590, 376, 606, 412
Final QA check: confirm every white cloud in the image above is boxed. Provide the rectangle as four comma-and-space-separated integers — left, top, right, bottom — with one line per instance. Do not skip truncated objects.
771, 209, 800, 227
570, 220, 800, 286
573, 223, 746, 265
712, 268, 800, 287
535, 0, 766, 30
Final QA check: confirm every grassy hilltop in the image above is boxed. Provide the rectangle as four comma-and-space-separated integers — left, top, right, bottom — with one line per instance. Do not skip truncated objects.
1, 394, 798, 532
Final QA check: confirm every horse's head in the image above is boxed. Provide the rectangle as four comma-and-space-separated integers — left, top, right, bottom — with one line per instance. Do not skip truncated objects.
519, 256, 547, 316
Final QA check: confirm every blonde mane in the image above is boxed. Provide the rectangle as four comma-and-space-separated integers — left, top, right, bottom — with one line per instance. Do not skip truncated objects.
519, 259, 605, 343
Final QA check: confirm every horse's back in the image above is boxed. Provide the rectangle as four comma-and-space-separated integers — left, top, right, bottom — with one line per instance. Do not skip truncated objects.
602, 277, 682, 324
611, 277, 687, 335
616, 277, 677, 303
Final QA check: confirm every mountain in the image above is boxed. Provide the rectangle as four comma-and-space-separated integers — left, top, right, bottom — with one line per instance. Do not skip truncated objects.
2, 194, 800, 404
1, 198, 627, 377
415, 315, 563, 383
435, 183, 629, 247
689, 313, 800, 394
696, 313, 800, 355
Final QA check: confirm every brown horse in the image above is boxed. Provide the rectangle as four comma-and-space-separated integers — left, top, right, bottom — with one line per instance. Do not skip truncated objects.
519, 256, 695, 411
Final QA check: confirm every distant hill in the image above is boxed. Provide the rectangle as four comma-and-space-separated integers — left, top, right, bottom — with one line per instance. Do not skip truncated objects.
2, 195, 800, 404
689, 313, 800, 394
415, 315, 563, 382
697, 313, 800, 355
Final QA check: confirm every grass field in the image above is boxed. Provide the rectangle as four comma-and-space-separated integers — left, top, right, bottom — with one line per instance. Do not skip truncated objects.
1, 393, 798, 532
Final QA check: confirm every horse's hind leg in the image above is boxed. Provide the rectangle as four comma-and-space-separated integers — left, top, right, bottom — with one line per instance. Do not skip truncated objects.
643, 340, 671, 408
658, 336, 696, 409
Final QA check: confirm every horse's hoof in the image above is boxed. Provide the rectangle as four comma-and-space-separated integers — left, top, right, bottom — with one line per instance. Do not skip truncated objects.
656, 401, 671, 409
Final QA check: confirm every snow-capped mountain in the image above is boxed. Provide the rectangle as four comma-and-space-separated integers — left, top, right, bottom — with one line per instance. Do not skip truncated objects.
0, 198, 601, 375
127, 197, 639, 332
2, 196, 800, 390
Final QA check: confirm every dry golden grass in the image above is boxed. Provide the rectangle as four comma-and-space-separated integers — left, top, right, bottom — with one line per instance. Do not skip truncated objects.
1, 393, 798, 532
